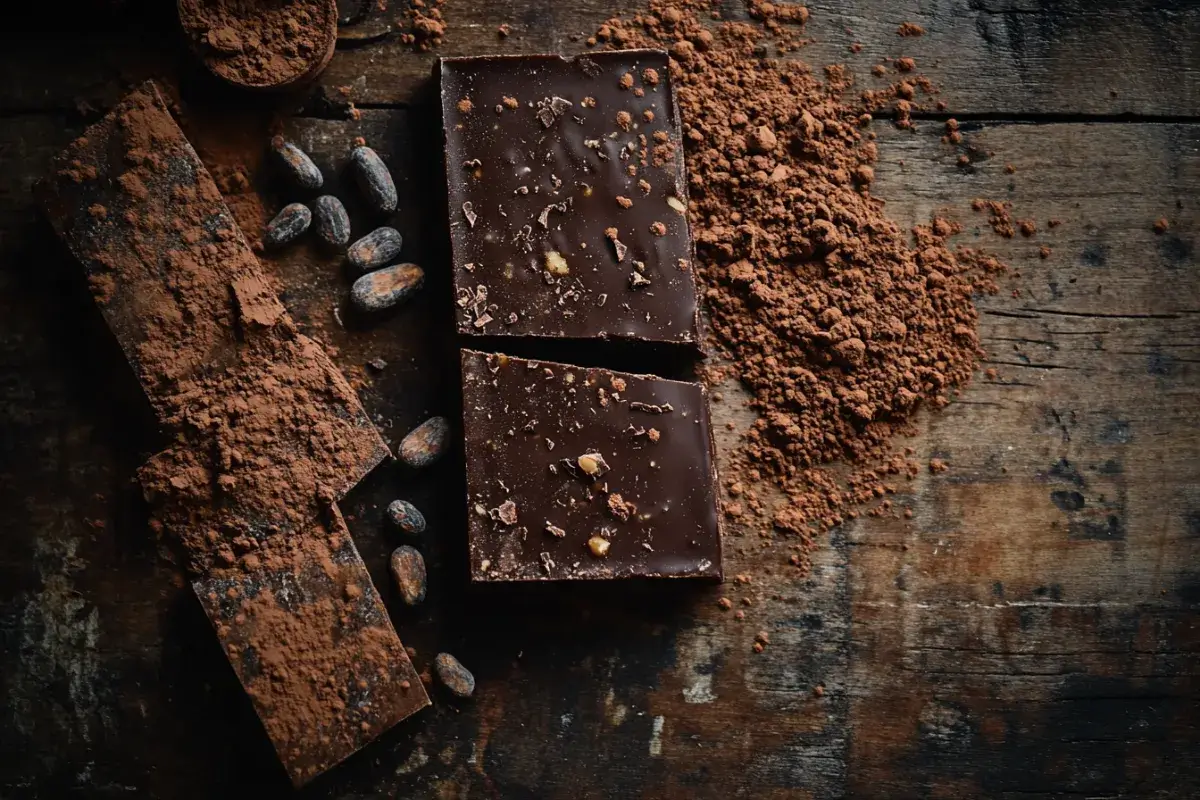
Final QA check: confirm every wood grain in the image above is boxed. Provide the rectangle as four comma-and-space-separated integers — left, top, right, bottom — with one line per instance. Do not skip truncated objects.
0, 5, 1198, 799
1, 1, 1198, 117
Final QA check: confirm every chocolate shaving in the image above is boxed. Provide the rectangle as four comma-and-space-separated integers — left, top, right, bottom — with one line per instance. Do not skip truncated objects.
629, 401, 673, 414
630, 271, 651, 290
462, 202, 478, 227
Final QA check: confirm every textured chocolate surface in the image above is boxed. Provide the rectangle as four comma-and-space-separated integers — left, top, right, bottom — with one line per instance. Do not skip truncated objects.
461, 349, 722, 582
440, 51, 701, 345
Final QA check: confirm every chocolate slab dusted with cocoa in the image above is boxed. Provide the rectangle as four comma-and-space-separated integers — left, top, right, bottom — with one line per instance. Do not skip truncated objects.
37, 83, 428, 786
440, 51, 701, 345
461, 349, 721, 582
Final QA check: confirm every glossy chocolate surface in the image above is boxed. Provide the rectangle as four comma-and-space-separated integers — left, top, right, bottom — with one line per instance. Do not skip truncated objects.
440, 51, 701, 345
461, 349, 722, 582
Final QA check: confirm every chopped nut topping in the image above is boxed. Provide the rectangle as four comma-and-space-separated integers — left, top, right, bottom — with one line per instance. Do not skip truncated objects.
607, 493, 636, 521
653, 130, 670, 143
618, 73, 634, 90
588, 535, 611, 558
647, 428, 661, 442
649, 221, 667, 236
611, 377, 627, 392
502, 96, 519, 109
638, 179, 652, 195
576, 452, 610, 476
581, 96, 597, 108
616, 110, 633, 131
643, 109, 655, 123
545, 523, 566, 538
544, 250, 570, 276
630, 271, 651, 290
494, 499, 518, 525
642, 68, 660, 85
457, 98, 473, 113
667, 196, 687, 214
616, 196, 633, 209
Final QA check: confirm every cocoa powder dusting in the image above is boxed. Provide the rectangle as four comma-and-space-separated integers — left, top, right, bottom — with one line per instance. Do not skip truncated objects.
39, 85, 425, 783
178, 0, 336, 87
593, 2, 1005, 568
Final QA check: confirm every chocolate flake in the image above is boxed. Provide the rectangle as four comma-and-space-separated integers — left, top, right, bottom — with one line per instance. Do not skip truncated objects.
630, 271, 651, 290
492, 499, 519, 525
545, 523, 566, 538
629, 401, 673, 414
462, 202, 478, 228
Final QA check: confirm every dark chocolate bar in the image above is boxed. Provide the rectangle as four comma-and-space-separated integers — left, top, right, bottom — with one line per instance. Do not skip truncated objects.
460, 349, 722, 582
440, 51, 702, 346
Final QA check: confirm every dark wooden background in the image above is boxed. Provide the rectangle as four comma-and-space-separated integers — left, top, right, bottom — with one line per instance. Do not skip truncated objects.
1, 1, 1198, 797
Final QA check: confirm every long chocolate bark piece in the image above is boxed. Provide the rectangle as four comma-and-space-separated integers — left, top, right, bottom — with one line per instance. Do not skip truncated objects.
37, 82, 429, 786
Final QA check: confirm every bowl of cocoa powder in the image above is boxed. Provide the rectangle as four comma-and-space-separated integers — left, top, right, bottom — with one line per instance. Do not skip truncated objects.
177, 0, 338, 90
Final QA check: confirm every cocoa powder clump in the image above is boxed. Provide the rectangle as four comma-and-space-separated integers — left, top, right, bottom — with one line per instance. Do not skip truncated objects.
596, 2, 1005, 562
178, 0, 335, 88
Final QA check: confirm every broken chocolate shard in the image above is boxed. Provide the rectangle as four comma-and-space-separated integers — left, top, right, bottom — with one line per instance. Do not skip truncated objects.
461, 349, 722, 582
439, 51, 701, 346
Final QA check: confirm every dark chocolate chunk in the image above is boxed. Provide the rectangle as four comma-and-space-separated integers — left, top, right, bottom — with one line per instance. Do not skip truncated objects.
348, 226, 403, 273
264, 202, 312, 248
271, 136, 323, 191
350, 146, 398, 215
390, 545, 427, 606
349, 262, 424, 312
439, 51, 701, 346
387, 499, 427, 534
314, 195, 351, 246
460, 349, 722, 582
398, 416, 451, 468
434, 652, 476, 698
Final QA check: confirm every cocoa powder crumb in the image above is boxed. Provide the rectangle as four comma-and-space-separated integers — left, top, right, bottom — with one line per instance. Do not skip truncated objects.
897, 21, 925, 36
592, 1, 1007, 570
1153, 217, 1170, 234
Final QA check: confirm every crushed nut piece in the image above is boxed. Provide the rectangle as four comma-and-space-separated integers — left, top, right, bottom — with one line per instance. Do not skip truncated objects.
544, 250, 570, 276
588, 535, 611, 558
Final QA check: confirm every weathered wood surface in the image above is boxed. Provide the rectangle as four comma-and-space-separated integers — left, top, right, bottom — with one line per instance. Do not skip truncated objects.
1, 1, 1199, 798
2, 1, 1199, 116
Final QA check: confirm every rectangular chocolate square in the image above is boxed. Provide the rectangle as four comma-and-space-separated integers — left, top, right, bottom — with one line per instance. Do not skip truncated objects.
440, 51, 701, 346
461, 349, 722, 582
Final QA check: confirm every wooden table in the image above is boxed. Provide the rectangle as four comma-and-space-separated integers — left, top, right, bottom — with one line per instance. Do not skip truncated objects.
1, 2, 1197, 797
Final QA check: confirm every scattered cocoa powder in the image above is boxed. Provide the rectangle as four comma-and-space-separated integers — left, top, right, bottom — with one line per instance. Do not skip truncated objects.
897, 21, 926, 37
398, 0, 448, 50
178, 0, 336, 88
594, 1, 1005, 566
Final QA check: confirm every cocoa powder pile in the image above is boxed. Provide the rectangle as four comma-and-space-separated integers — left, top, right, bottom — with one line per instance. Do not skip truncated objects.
591, 2, 1004, 564
178, 0, 336, 87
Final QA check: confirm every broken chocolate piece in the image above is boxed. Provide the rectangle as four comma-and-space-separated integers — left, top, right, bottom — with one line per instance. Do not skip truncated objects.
439, 51, 701, 346
460, 349, 722, 582
37, 83, 428, 787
